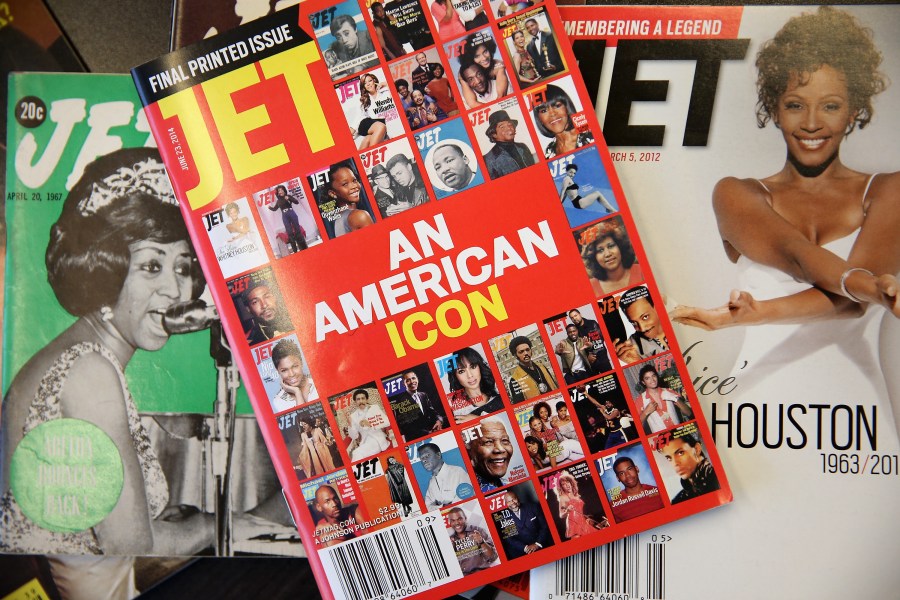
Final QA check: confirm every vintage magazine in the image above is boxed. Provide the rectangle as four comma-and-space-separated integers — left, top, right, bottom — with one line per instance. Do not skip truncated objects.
130, 2, 730, 597
530, 4, 900, 599
1, 73, 301, 559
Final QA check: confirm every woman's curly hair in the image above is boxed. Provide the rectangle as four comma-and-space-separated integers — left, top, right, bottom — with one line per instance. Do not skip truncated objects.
755, 6, 887, 132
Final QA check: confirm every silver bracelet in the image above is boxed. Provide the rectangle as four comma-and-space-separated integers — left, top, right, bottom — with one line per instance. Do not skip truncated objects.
839, 267, 874, 303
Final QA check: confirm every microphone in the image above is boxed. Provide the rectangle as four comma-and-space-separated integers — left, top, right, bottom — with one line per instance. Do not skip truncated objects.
163, 300, 219, 334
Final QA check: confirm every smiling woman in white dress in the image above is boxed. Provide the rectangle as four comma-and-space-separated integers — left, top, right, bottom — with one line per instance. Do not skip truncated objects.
669, 8, 900, 598
673, 7, 900, 414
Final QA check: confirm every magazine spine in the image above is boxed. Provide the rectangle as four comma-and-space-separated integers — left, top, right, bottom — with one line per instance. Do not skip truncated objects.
2, 73, 23, 392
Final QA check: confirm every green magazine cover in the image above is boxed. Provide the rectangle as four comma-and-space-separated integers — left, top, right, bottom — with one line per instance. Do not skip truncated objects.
5, 75, 231, 412
2, 72, 299, 558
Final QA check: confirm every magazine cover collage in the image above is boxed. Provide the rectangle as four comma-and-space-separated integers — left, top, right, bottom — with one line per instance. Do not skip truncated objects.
124, 0, 730, 597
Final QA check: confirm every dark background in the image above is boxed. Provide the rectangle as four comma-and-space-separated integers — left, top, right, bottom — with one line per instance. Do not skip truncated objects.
45, 0, 171, 73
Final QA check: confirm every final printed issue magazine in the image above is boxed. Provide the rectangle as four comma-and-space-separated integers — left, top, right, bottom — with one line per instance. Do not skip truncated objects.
129, 2, 731, 598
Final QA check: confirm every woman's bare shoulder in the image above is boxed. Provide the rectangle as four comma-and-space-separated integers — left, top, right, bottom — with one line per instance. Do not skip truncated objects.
4, 339, 127, 440
6, 329, 95, 398
713, 176, 769, 200
861, 171, 900, 215
60, 350, 129, 423
869, 171, 900, 193
712, 176, 771, 217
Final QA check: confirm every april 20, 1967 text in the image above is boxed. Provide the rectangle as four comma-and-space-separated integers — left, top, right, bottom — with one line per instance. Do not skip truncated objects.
6, 191, 63, 201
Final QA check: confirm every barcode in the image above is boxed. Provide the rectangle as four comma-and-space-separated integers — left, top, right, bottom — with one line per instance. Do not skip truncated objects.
646, 538, 664, 600
530, 534, 668, 600
320, 516, 462, 600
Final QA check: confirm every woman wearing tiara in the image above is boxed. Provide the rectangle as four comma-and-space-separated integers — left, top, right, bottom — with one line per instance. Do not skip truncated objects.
0, 148, 216, 597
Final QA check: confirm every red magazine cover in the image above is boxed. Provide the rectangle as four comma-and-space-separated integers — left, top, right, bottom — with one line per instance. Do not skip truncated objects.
131, 2, 731, 597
